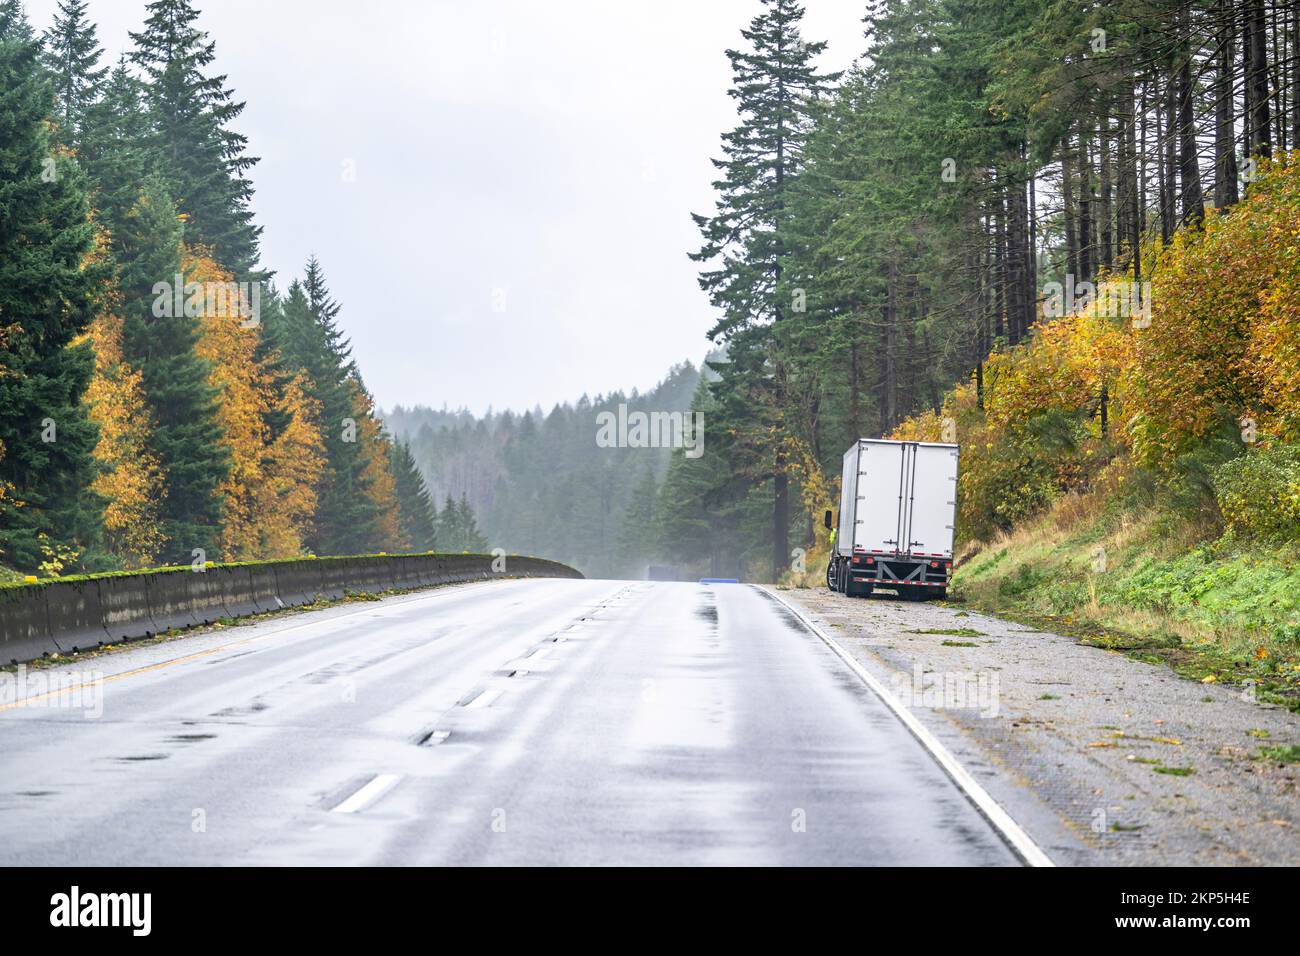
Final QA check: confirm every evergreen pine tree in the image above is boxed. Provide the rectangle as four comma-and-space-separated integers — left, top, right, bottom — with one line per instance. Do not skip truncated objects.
457, 493, 488, 552
40, 0, 107, 146
113, 175, 229, 561
275, 259, 383, 555
391, 440, 437, 551
0, 1, 109, 571
690, 0, 837, 581
79, 57, 155, 237
437, 492, 461, 550
615, 465, 659, 576
129, 0, 260, 272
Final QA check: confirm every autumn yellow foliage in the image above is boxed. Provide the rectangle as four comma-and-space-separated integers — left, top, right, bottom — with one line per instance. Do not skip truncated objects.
187, 249, 327, 560
889, 154, 1300, 544
81, 311, 167, 568
348, 378, 401, 549
1128, 156, 1300, 463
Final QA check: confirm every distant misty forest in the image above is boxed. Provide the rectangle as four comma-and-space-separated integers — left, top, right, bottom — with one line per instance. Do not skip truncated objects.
383, 361, 701, 579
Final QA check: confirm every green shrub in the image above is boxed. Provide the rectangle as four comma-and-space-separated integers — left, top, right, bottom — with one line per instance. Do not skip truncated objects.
998, 563, 1045, 598
1214, 443, 1300, 544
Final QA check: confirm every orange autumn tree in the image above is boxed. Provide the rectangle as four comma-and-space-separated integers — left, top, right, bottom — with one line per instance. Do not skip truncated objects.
347, 377, 401, 550
81, 310, 168, 567
1127, 156, 1300, 466
186, 249, 326, 560
889, 284, 1133, 541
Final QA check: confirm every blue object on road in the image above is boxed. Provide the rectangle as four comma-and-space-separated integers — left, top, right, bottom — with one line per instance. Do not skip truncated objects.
699, 578, 740, 584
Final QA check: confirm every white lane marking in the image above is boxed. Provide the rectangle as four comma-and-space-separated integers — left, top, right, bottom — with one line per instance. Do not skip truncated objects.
422, 730, 451, 746
525, 645, 552, 661
464, 687, 504, 709
763, 587, 1055, 868
332, 773, 401, 814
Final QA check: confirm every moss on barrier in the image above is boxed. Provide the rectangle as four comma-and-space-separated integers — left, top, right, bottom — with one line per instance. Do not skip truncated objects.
0, 552, 582, 665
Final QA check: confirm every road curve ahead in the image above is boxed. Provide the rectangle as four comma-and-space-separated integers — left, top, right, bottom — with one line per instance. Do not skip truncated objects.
0, 579, 1019, 866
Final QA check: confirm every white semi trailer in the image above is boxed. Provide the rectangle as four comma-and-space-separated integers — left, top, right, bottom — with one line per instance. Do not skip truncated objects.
824, 438, 959, 600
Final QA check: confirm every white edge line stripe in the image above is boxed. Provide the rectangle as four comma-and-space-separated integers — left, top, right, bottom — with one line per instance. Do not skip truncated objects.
332, 773, 401, 814
763, 587, 1055, 868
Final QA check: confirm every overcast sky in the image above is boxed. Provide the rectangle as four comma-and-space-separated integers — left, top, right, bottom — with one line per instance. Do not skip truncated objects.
29, 0, 867, 414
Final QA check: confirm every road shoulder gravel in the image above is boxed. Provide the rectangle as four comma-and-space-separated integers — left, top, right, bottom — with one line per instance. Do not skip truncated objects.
779, 586, 1300, 866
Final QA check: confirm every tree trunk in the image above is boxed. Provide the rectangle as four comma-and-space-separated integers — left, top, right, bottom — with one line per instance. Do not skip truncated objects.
1245, 0, 1272, 160
1176, 7, 1204, 227
879, 259, 898, 434
993, 185, 1007, 341
1100, 98, 1113, 271
1061, 136, 1078, 280
1160, 72, 1177, 242
848, 332, 861, 441
1271, 0, 1285, 151
1005, 165, 1025, 343
1119, 77, 1139, 266
1124, 77, 1142, 286
1078, 130, 1093, 282
1215, 1, 1240, 208
1138, 75, 1149, 238
1292, 0, 1299, 148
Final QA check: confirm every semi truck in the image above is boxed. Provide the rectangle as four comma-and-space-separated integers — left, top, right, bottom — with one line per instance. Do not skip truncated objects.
825, 438, 959, 600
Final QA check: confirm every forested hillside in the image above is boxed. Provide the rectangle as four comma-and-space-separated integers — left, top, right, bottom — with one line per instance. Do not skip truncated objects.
667, 0, 1300, 587
0, 0, 438, 576
7, 0, 1300, 604
385, 361, 700, 578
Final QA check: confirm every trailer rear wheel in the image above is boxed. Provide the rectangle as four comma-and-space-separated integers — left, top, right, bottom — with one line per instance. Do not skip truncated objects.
826, 559, 838, 592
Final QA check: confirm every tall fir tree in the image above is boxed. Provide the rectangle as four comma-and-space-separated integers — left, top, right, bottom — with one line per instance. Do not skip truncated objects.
615, 465, 659, 574
455, 493, 488, 552
129, 0, 260, 272
0, 0, 109, 571
114, 175, 230, 561
690, 0, 837, 581
79, 57, 155, 238
273, 259, 384, 555
391, 440, 437, 551
436, 492, 461, 550
40, 0, 107, 146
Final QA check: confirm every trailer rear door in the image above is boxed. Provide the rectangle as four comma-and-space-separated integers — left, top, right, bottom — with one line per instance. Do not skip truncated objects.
906, 442, 959, 558
853, 440, 908, 554
836, 443, 860, 556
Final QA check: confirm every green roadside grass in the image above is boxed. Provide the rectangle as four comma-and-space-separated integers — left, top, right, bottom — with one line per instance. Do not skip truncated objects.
949, 494, 1300, 713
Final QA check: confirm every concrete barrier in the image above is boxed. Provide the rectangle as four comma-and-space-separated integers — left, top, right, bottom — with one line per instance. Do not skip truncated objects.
316, 558, 353, 601
393, 556, 426, 590
145, 570, 208, 632
0, 552, 582, 665
272, 560, 325, 607
99, 574, 158, 642
0, 586, 52, 665
42, 579, 110, 654
247, 566, 282, 614
216, 565, 260, 618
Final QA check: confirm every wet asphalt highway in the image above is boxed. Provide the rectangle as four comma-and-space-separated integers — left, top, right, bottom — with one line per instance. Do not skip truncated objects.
0, 579, 1018, 865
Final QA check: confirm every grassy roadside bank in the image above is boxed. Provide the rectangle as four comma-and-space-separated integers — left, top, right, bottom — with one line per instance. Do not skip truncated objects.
951, 488, 1300, 714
